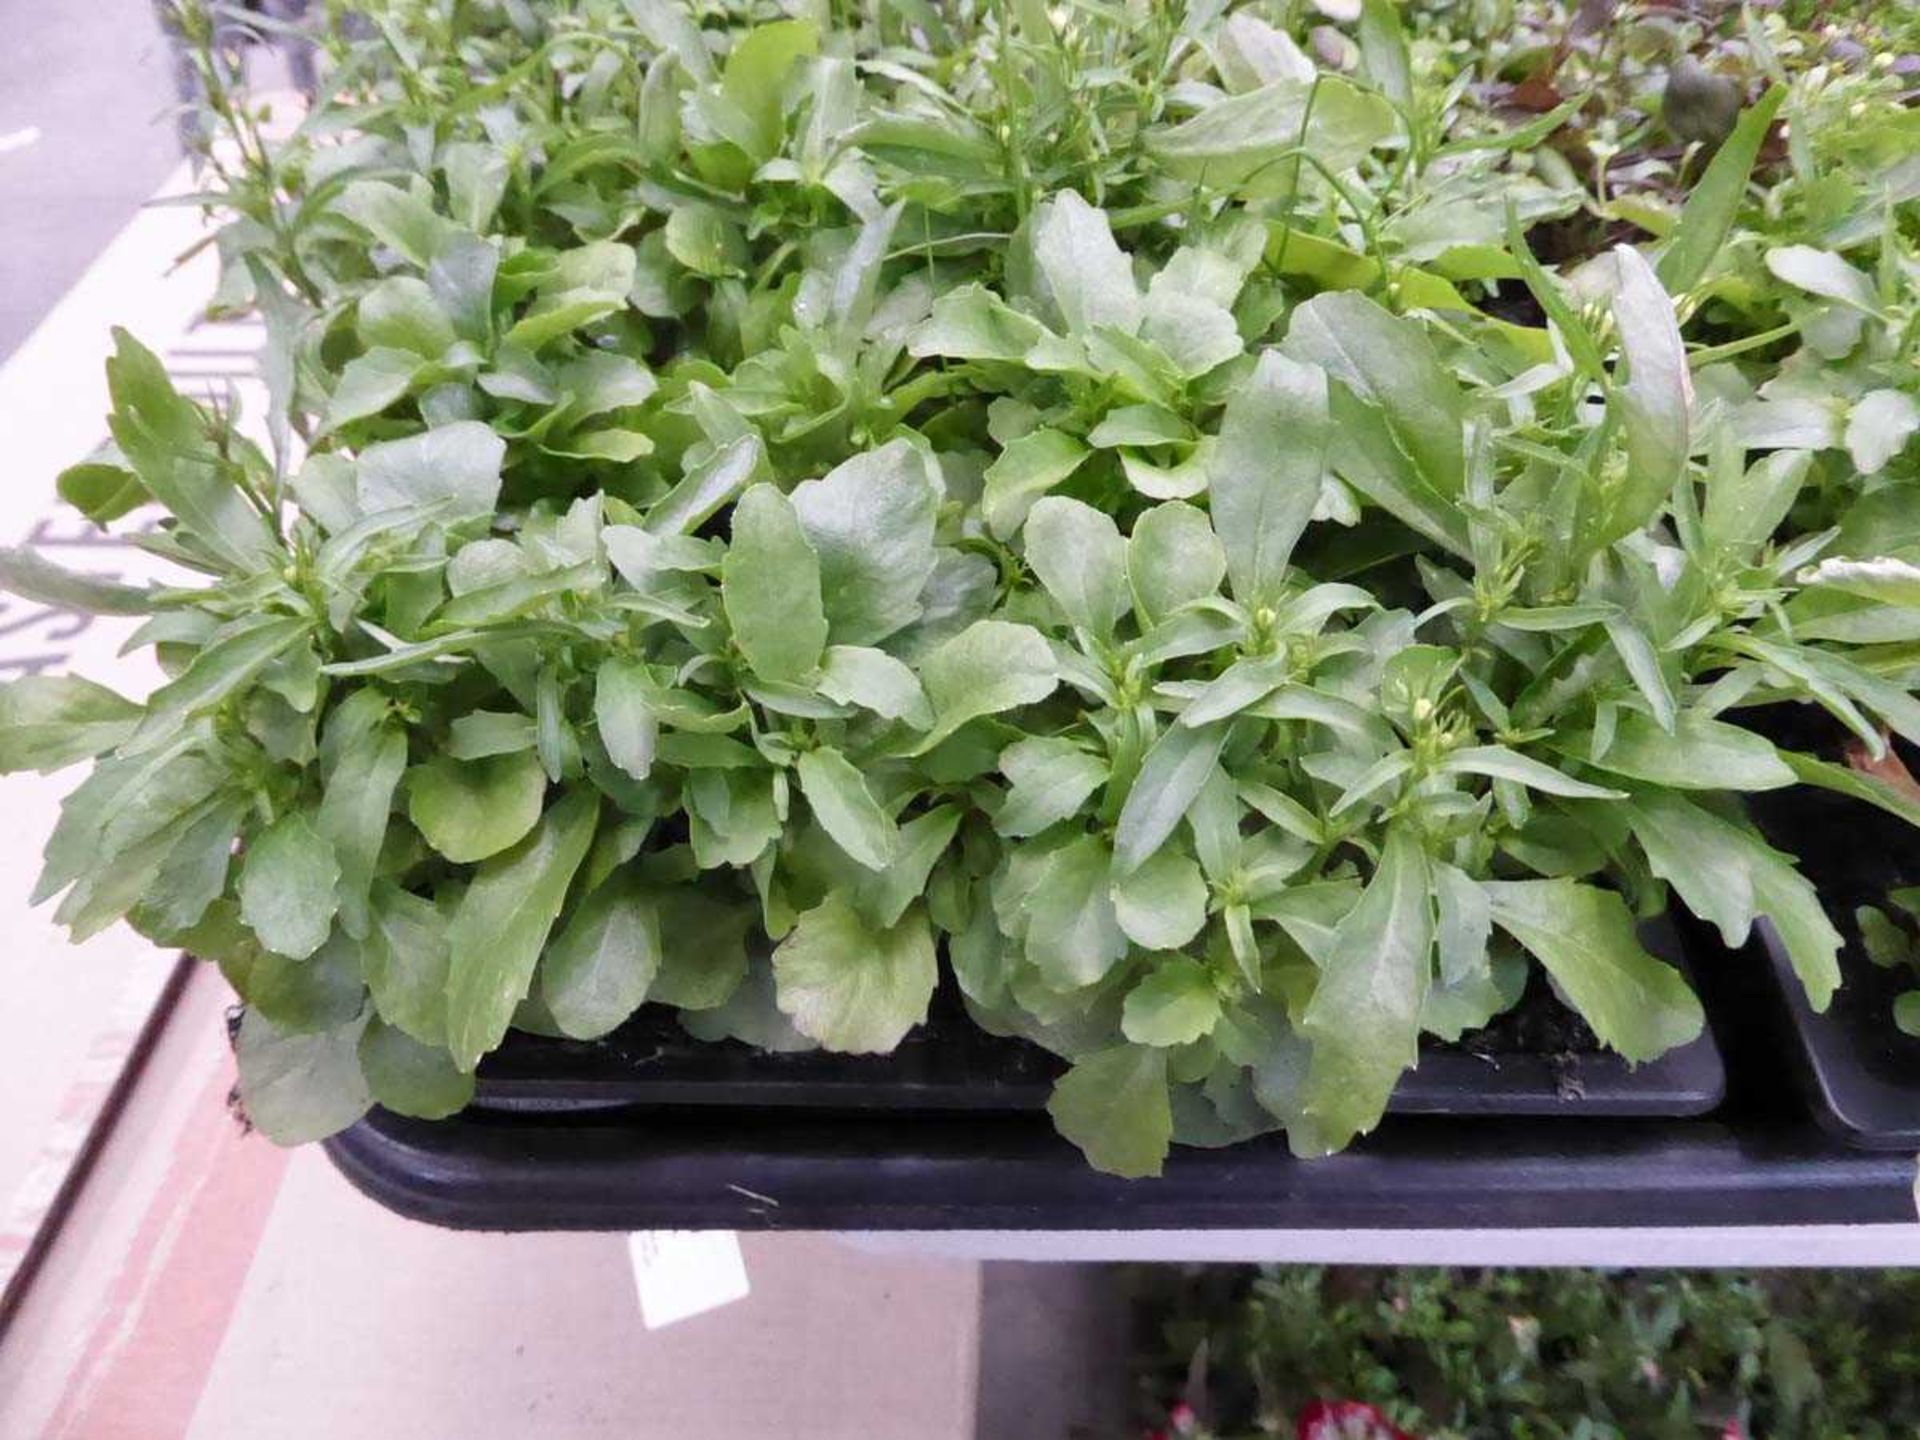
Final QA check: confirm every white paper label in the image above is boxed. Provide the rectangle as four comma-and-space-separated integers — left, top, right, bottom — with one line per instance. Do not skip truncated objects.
627, 1230, 750, 1329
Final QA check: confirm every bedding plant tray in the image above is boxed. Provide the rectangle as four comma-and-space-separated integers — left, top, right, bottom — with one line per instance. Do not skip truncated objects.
469, 917, 1724, 1118
1747, 737, 1920, 1149
1, 0, 1916, 1225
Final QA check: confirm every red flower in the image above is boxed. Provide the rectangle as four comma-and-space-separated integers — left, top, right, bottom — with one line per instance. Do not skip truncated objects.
1169, 1401, 1199, 1434
1722, 1425, 1746, 1440
1297, 1400, 1417, 1440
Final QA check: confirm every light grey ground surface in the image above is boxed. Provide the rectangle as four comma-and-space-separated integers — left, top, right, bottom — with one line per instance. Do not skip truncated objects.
0, 0, 185, 362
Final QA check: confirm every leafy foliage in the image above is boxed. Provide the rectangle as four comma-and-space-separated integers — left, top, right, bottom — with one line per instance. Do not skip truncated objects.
1, 0, 1915, 1171
1135, 1263, 1920, 1439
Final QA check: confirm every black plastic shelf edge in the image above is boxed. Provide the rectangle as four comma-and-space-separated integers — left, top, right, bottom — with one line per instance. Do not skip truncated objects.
324, 1107, 1914, 1234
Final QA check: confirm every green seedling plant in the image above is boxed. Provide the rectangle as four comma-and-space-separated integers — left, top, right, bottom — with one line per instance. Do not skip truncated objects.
0, 0, 1914, 1174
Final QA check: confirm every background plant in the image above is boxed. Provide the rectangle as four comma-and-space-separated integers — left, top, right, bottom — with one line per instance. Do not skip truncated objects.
1132, 1263, 1920, 1439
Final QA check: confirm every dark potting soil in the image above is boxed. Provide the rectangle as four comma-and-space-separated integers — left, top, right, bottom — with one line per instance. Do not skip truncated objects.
1430, 972, 1601, 1102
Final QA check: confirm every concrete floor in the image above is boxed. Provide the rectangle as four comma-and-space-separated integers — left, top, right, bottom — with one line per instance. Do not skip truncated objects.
0, 0, 185, 363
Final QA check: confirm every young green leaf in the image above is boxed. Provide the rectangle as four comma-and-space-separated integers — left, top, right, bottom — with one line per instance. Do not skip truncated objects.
1111, 847, 1209, 951
541, 873, 661, 1040
1282, 291, 1466, 499
0, 546, 157, 616
1031, 189, 1142, 338
105, 330, 278, 571
796, 746, 898, 871
356, 421, 505, 518
997, 737, 1109, 839
315, 692, 407, 937
1485, 877, 1706, 1059
1602, 246, 1689, 542
983, 428, 1090, 540
1208, 351, 1329, 607
1298, 827, 1433, 1154
790, 441, 940, 646
444, 790, 599, 1070
1127, 501, 1227, 626
1438, 745, 1626, 800
362, 882, 453, 1046
773, 894, 936, 1053
1114, 723, 1229, 876
816, 646, 932, 728
1026, 834, 1132, 988
913, 620, 1058, 753
1025, 496, 1129, 637
1560, 711, 1796, 792
0, 675, 141, 774
1122, 956, 1222, 1047
1657, 86, 1786, 294
407, 749, 548, 863
1046, 1044, 1172, 1178
239, 812, 341, 961
357, 1019, 475, 1120
722, 483, 830, 683
594, 658, 658, 782
1148, 77, 1396, 188
236, 1008, 372, 1146
1624, 791, 1840, 1010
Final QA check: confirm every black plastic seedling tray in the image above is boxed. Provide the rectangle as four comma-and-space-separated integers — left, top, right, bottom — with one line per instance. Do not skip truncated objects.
1747, 770, 1920, 1149
324, 1104, 1916, 1232
316, 918, 1780, 1231
471, 920, 1722, 1121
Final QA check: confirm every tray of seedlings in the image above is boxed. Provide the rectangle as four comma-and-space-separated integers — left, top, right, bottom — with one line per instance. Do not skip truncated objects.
1744, 727, 1920, 1149
2, 0, 1917, 1231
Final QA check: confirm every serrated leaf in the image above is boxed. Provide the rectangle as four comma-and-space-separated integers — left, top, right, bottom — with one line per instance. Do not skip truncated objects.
1485, 876, 1706, 1058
